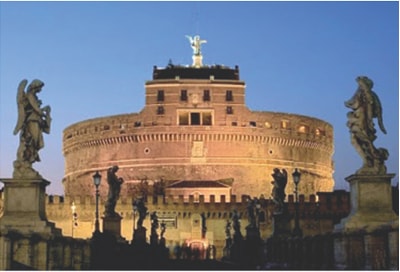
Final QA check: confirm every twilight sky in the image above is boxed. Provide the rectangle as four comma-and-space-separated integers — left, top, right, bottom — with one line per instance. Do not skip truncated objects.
0, 1, 398, 196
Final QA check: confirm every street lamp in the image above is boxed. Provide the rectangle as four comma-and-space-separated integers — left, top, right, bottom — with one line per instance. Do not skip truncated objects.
292, 168, 303, 237
93, 171, 102, 234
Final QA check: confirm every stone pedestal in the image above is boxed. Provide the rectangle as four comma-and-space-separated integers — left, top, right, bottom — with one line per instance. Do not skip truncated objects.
272, 212, 292, 238
335, 173, 398, 232
0, 178, 61, 270
102, 215, 126, 242
192, 55, 203, 68
245, 225, 260, 241
132, 227, 147, 244
0, 178, 61, 236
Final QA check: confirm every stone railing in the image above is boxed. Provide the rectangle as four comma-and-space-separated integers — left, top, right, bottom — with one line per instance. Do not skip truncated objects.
0, 229, 91, 270
261, 226, 399, 270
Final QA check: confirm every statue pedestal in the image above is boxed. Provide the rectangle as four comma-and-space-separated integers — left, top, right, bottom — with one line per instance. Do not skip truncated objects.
335, 173, 398, 232
132, 227, 147, 244
0, 178, 61, 236
192, 55, 203, 68
271, 212, 292, 238
102, 215, 126, 242
245, 225, 260, 241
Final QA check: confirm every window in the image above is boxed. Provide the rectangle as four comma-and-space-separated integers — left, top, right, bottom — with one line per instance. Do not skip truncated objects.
134, 121, 141, 127
190, 113, 201, 125
315, 128, 325, 136
179, 112, 189, 125
298, 125, 309, 133
157, 90, 164, 102
226, 106, 233, 114
180, 90, 188, 101
249, 121, 256, 127
203, 90, 210, 101
203, 112, 212, 125
157, 106, 165, 115
226, 90, 233, 101
178, 111, 213, 126
281, 120, 289, 129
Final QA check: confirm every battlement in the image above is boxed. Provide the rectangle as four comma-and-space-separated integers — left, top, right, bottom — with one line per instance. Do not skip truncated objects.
151, 65, 240, 80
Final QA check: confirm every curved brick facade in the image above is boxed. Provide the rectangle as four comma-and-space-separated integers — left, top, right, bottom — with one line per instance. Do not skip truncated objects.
62, 65, 334, 199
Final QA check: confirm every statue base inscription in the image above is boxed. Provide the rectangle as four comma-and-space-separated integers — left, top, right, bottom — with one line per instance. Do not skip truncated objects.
0, 178, 61, 236
335, 173, 398, 232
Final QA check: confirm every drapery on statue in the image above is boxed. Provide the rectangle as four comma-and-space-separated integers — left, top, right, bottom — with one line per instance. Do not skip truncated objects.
246, 196, 257, 228
13, 79, 51, 179
231, 209, 243, 241
150, 211, 159, 237
185, 35, 207, 56
105, 165, 124, 217
201, 212, 207, 238
133, 197, 148, 229
225, 219, 231, 239
160, 222, 166, 239
271, 168, 288, 214
345, 76, 389, 175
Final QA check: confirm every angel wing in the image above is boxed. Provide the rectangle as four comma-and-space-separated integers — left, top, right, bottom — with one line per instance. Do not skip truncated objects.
371, 90, 387, 134
13, 79, 28, 135
185, 35, 193, 43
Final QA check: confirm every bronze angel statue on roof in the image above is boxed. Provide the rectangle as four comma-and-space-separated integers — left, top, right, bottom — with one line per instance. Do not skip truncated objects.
345, 76, 389, 175
13, 79, 51, 179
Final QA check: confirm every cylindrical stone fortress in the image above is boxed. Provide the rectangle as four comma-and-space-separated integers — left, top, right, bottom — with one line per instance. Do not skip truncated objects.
63, 65, 334, 199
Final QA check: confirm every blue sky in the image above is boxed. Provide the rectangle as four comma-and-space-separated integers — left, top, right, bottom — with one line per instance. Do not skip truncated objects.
0, 1, 398, 195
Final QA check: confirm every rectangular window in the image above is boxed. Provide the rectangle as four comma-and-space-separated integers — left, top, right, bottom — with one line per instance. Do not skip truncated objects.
227, 106, 233, 114
180, 90, 188, 101
190, 112, 201, 125
157, 90, 164, 102
281, 120, 289, 129
179, 112, 189, 125
203, 112, 212, 125
157, 106, 164, 115
226, 90, 233, 101
203, 90, 210, 101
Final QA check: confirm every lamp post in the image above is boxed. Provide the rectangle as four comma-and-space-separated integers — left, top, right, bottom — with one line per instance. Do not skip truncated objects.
93, 171, 102, 234
292, 168, 303, 237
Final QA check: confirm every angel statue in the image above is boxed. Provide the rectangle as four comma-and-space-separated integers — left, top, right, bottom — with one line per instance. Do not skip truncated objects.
185, 35, 207, 56
345, 76, 389, 175
271, 168, 288, 214
13, 79, 51, 179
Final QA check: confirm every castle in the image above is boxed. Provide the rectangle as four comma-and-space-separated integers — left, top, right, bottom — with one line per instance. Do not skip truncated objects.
48, 36, 336, 257
62, 36, 334, 201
